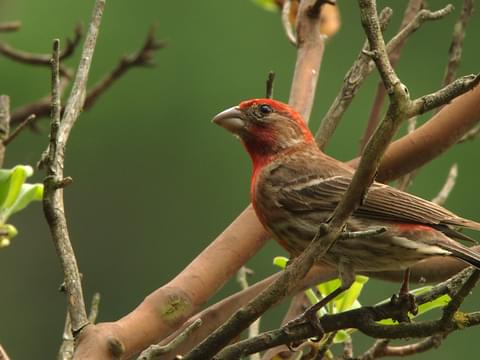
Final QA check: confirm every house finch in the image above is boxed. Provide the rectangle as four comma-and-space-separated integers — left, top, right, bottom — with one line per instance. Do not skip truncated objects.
213, 98, 480, 311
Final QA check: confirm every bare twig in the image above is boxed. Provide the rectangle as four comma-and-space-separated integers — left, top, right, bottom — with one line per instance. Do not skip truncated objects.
212, 268, 480, 358
0, 345, 11, 360
3, 114, 36, 146
458, 123, 480, 143
82, 26, 165, 109
138, 319, 203, 360
281, 0, 297, 46
315, 4, 454, 149
9, 26, 163, 127
0, 95, 10, 166
360, 0, 424, 151
442, 0, 475, 87
359, 335, 443, 360
0, 21, 21, 32
265, 71, 275, 99
236, 267, 261, 360
0, 25, 82, 77
315, 6, 392, 149
42, 0, 105, 336
431, 163, 458, 205
88, 293, 101, 324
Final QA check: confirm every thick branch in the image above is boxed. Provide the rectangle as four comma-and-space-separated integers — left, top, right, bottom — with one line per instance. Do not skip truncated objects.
288, 0, 326, 120
350, 84, 480, 182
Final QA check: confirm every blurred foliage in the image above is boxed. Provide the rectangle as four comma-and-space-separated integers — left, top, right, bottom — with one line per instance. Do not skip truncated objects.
0, 0, 478, 358
0, 165, 43, 247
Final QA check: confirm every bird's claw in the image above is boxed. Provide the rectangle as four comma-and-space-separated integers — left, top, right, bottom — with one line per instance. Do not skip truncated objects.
284, 307, 325, 340
390, 292, 418, 323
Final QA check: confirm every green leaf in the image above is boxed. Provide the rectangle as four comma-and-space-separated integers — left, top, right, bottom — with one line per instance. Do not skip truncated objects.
333, 330, 350, 344
7, 183, 43, 217
335, 276, 369, 312
251, 0, 279, 12
273, 256, 289, 269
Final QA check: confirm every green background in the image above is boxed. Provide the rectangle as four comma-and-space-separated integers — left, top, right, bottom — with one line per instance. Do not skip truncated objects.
0, 0, 478, 358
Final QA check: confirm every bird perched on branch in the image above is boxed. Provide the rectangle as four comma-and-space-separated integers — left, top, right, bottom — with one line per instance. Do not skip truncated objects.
213, 98, 480, 321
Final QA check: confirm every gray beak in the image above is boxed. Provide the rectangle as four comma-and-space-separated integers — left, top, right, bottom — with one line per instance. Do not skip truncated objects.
212, 107, 246, 134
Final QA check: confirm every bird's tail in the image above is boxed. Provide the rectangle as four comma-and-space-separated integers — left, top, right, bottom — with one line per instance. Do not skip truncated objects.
443, 242, 480, 269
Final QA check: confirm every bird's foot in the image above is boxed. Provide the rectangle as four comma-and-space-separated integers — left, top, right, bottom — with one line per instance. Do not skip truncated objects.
390, 291, 418, 323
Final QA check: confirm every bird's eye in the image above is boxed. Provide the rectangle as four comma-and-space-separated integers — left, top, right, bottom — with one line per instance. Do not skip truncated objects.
259, 104, 273, 115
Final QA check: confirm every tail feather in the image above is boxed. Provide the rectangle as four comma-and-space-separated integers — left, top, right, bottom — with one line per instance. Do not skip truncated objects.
447, 217, 480, 232
443, 243, 480, 269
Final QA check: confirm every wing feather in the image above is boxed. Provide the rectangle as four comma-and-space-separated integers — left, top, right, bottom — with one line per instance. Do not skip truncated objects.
278, 175, 480, 232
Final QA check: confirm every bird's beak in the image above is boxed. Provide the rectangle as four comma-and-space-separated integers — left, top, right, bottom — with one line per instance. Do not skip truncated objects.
212, 107, 246, 134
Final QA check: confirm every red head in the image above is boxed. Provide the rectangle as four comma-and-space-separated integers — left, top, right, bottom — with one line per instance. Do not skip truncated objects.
212, 99, 314, 168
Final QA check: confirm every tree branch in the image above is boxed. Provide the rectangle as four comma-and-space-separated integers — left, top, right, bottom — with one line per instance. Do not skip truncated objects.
0, 21, 21, 33
348, 84, 480, 182
9, 26, 164, 127
0, 95, 10, 166
360, 0, 424, 151
442, 0, 474, 87
42, 0, 105, 336
315, 3, 453, 150
213, 268, 479, 358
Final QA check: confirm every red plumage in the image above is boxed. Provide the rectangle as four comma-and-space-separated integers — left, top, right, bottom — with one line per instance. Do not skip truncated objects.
213, 99, 480, 289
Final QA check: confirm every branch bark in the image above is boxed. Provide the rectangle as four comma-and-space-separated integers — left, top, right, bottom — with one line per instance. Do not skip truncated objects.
42, 0, 105, 338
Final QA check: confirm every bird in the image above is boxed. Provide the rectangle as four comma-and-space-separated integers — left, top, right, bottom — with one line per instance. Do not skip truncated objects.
212, 98, 480, 321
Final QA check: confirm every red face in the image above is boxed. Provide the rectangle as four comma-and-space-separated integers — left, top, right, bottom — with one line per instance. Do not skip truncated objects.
212, 99, 314, 163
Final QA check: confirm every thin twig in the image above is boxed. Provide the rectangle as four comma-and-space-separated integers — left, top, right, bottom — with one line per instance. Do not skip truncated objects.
315, 5, 393, 149
0, 25, 82, 77
340, 227, 386, 239
83, 26, 165, 109
0, 345, 11, 360
442, 0, 475, 87
237, 267, 261, 360
9, 26, 164, 127
281, 0, 297, 46
42, 0, 105, 335
212, 268, 479, 358
138, 319, 203, 360
0, 95, 10, 166
0, 21, 21, 32
431, 163, 458, 205
360, 0, 424, 151
315, 4, 454, 149
265, 71, 276, 99
88, 292, 101, 323
3, 114, 36, 146
458, 123, 480, 143
358, 335, 443, 359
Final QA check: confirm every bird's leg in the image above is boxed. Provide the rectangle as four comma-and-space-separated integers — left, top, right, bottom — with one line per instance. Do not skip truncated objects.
390, 268, 418, 322
284, 262, 354, 338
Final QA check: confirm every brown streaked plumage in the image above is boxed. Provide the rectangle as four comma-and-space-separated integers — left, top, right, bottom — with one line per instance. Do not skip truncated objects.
213, 98, 480, 293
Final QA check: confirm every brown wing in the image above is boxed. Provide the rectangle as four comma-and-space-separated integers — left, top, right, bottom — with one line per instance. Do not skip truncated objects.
278, 175, 480, 232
